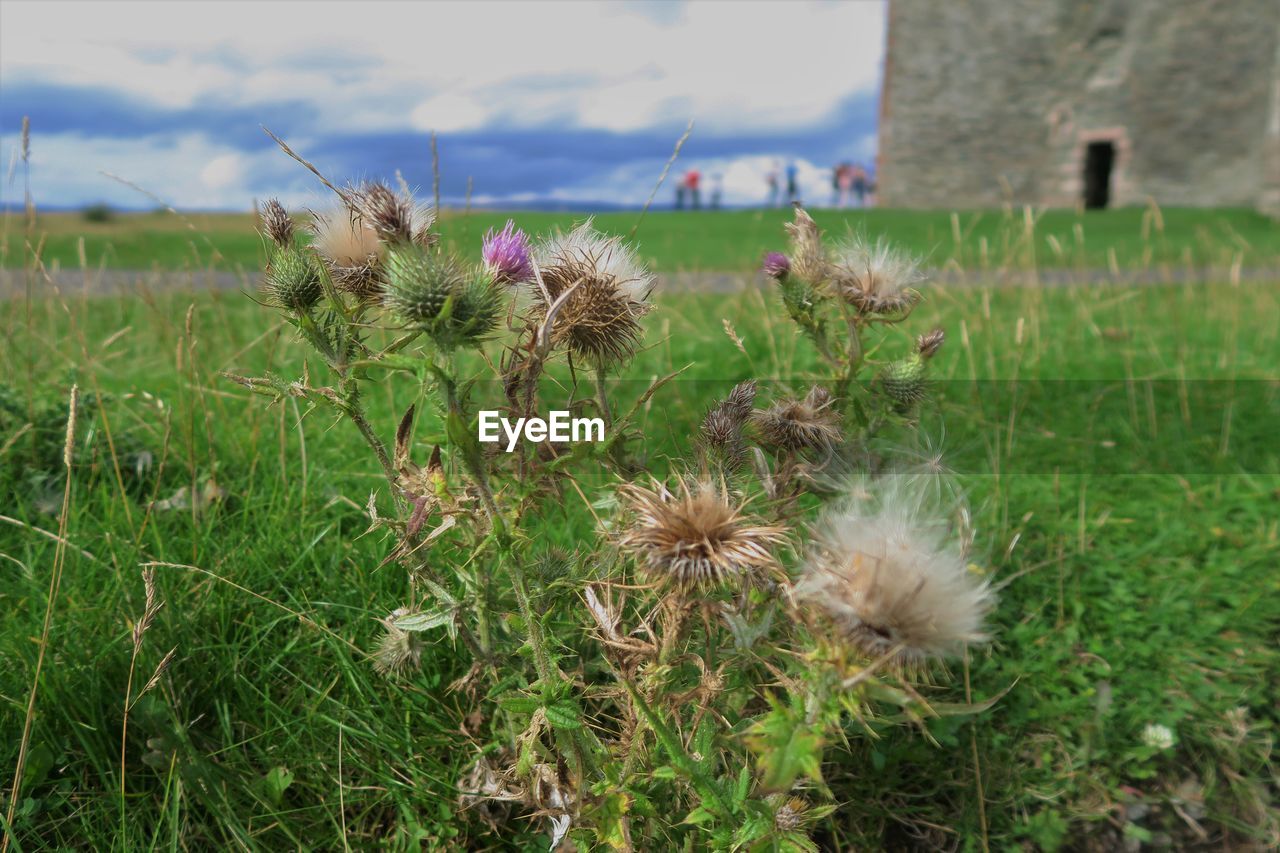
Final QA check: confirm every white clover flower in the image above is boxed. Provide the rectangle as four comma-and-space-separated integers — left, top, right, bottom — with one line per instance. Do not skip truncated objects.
1141, 723, 1175, 751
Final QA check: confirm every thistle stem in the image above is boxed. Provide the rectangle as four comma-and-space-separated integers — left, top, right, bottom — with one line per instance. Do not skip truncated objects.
595, 367, 612, 432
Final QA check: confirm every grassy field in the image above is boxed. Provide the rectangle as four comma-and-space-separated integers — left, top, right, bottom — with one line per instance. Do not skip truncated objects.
2, 243, 1277, 848
4, 205, 1279, 275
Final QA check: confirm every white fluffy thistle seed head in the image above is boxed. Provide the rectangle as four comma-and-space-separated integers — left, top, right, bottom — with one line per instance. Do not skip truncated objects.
310, 207, 385, 297
829, 234, 925, 316
794, 475, 994, 668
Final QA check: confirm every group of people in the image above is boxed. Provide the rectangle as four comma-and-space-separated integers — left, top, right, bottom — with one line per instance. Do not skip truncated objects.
674, 159, 874, 211
674, 168, 723, 210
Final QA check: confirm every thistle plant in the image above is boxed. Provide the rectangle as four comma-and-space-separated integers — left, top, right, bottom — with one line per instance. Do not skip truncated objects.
232, 144, 998, 848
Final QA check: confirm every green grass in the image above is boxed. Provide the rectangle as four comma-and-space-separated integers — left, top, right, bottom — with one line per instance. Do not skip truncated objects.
5, 205, 1279, 275
2, 262, 1277, 848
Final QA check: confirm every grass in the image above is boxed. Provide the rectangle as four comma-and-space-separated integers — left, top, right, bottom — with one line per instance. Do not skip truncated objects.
2, 244, 1277, 849
4, 205, 1280, 275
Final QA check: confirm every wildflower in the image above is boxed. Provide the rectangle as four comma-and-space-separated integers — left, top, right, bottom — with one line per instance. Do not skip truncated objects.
311, 206, 385, 298
1142, 723, 1175, 751
829, 234, 925, 317
260, 198, 294, 248
531, 223, 654, 366
373, 610, 425, 677
482, 220, 533, 284
752, 385, 841, 453
618, 478, 785, 587
761, 251, 791, 280
916, 327, 945, 359
263, 245, 322, 313
794, 475, 994, 668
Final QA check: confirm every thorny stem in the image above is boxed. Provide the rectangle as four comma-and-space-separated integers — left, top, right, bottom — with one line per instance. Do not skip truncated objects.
832, 317, 865, 403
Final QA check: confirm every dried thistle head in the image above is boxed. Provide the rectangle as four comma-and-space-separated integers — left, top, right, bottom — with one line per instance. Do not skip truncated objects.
794, 475, 994, 669
260, 198, 294, 248
531, 223, 654, 367
372, 610, 425, 677
700, 380, 757, 469
618, 478, 785, 588
916, 327, 945, 360
752, 385, 841, 453
351, 181, 414, 244
311, 206, 385, 297
829, 234, 925, 317
784, 205, 830, 285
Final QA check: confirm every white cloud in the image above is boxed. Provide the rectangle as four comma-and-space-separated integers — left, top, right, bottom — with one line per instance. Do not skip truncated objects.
1, 0, 885, 135
200, 153, 243, 190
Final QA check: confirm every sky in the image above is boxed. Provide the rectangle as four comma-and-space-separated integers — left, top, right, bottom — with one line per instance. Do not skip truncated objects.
0, 0, 886, 211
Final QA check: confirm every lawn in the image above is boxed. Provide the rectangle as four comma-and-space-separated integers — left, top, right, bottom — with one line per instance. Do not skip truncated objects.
4, 205, 1279, 275
2, 234, 1277, 849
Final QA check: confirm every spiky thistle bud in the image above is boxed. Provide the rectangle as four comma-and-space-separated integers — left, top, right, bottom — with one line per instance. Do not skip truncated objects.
752, 385, 841, 453
260, 198, 294, 248
878, 354, 928, 408
263, 246, 323, 313
383, 248, 502, 347
384, 247, 462, 323
794, 475, 995, 670
482, 220, 533, 284
618, 478, 786, 588
761, 251, 791, 280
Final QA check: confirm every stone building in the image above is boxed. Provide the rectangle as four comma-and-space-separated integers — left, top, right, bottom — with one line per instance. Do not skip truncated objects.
877, 0, 1280, 213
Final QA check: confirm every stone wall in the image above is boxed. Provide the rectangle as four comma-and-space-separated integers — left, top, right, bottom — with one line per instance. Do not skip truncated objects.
878, 0, 1280, 211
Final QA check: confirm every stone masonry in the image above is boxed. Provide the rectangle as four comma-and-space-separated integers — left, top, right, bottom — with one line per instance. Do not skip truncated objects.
877, 0, 1280, 212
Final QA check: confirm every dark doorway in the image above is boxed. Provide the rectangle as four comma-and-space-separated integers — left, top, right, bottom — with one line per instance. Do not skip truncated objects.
1083, 141, 1115, 209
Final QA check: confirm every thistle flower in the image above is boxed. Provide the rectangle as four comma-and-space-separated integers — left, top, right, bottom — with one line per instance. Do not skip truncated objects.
263, 245, 322, 313
700, 380, 757, 470
794, 475, 994, 668
260, 198, 294, 248
482, 220, 533, 284
372, 609, 425, 677
752, 385, 841, 453
311, 206, 385, 297
761, 252, 791, 280
618, 478, 785, 588
531, 223, 654, 367
829, 234, 925, 317
916, 327, 945, 359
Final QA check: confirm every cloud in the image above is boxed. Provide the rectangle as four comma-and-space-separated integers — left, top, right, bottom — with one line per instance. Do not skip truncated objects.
0, 0, 886, 208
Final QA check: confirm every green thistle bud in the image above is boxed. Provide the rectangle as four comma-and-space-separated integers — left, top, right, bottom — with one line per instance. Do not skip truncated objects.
264, 246, 323, 313
444, 272, 503, 343
879, 352, 928, 408
383, 247, 461, 324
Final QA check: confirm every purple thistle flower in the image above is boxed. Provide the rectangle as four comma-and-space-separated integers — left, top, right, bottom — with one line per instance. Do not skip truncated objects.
482, 220, 533, 284
761, 251, 791, 280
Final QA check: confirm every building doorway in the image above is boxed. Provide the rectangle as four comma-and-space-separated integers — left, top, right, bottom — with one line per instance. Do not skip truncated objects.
1083, 141, 1115, 209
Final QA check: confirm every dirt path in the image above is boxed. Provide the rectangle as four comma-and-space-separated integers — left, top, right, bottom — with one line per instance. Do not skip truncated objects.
3, 264, 1277, 299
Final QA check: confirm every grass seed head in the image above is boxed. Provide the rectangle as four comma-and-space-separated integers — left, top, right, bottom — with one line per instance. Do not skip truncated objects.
619, 478, 785, 588
794, 475, 994, 668
752, 385, 841, 453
